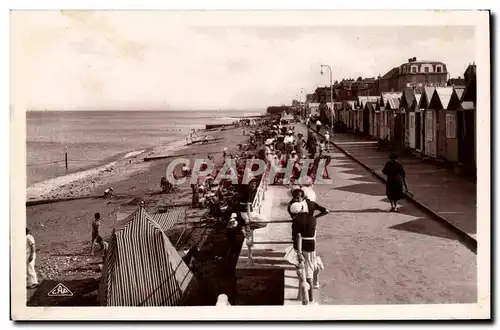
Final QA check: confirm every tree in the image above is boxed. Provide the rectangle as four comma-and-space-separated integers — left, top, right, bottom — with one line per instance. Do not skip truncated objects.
356, 76, 363, 81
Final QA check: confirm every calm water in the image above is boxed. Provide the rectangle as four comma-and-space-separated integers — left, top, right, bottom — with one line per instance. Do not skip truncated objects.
26, 110, 262, 186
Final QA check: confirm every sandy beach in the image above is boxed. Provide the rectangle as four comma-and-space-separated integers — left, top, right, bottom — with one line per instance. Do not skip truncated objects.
26, 125, 250, 306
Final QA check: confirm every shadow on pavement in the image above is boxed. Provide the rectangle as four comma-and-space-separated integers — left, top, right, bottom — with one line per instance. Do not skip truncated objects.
327, 208, 388, 213
334, 182, 385, 197
389, 218, 459, 241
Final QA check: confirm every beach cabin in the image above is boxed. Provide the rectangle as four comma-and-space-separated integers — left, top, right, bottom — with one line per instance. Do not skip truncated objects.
344, 100, 356, 131
441, 87, 465, 162
364, 101, 377, 137
385, 94, 402, 150
379, 92, 402, 141
418, 86, 436, 157
357, 96, 379, 135
373, 99, 383, 139
379, 93, 389, 140
351, 100, 360, 133
457, 73, 476, 173
413, 93, 423, 151
429, 87, 454, 160
400, 88, 416, 150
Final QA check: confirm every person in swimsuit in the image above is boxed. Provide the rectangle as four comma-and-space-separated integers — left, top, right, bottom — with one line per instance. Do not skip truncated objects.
287, 188, 329, 302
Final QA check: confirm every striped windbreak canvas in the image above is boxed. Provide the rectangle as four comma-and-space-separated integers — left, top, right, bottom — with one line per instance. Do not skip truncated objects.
99, 206, 194, 306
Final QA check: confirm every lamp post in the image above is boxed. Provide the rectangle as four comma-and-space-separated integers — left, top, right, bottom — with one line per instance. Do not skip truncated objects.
320, 64, 334, 135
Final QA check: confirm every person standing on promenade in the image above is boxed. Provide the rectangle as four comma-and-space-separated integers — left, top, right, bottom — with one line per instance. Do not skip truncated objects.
26, 228, 39, 289
307, 132, 318, 159
287, 189, 329, 302
382, 153, 409, 212
318, 139, 326, 156
316, 119, 322, 134
284, 130, 295, 157
324, 130, 330, 152
295, 132, 306, 159
264, 139, 275, 162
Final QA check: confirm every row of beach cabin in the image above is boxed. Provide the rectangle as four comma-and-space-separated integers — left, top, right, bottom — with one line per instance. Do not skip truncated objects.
330, 82, 476, 174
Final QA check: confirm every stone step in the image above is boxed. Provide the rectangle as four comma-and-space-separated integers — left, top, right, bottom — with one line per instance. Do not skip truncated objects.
237, 255, 295, 269
239, 249, 286, 258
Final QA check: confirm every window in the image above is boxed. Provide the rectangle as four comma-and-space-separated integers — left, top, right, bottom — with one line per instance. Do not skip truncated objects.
412, 66, 417, 73
424, 67, 430, 73
436, 66, 442, 73
425, 75, 429, 83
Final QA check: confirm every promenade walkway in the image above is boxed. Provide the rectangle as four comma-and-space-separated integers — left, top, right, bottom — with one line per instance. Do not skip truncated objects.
237, 123, 476, 305
322, 130, 477, 241
312, 147, 476, 304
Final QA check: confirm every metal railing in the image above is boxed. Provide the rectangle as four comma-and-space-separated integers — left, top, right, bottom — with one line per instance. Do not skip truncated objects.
244, 162, 271, 266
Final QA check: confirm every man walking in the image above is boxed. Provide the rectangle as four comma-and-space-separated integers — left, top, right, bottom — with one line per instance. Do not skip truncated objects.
26, 228, 38, 289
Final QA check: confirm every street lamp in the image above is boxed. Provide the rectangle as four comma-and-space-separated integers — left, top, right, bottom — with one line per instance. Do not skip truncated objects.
320, 64, 334, 135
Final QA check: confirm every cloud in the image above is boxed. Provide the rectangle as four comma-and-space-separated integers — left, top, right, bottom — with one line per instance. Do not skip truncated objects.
11, 12, 476, 111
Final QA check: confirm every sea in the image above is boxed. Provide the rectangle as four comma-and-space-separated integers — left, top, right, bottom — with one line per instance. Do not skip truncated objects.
26, 110, 263, 187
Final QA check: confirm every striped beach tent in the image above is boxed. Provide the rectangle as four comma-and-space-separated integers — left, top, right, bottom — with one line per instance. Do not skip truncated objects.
99, 205, 195, 306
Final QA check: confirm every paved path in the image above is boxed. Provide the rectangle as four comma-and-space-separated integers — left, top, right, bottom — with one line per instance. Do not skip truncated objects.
324, 131, 477, 240
311, 147, 476, 304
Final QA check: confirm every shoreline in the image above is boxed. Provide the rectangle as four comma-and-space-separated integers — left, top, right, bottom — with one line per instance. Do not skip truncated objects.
26, 136, 190, 202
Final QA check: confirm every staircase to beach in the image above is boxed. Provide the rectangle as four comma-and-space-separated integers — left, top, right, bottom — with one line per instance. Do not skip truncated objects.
235, 184, 307, 305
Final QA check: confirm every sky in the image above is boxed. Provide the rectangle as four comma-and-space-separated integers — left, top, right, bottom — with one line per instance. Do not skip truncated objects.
11, 11, 476, 111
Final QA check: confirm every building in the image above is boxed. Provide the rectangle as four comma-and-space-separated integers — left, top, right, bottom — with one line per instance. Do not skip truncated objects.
315, 86, 335, 103
332, 79, 360, 101
356, 77, 379, 96
379, 57, 448, 93
306, 93, 318, 103
447, 77, 466, 87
